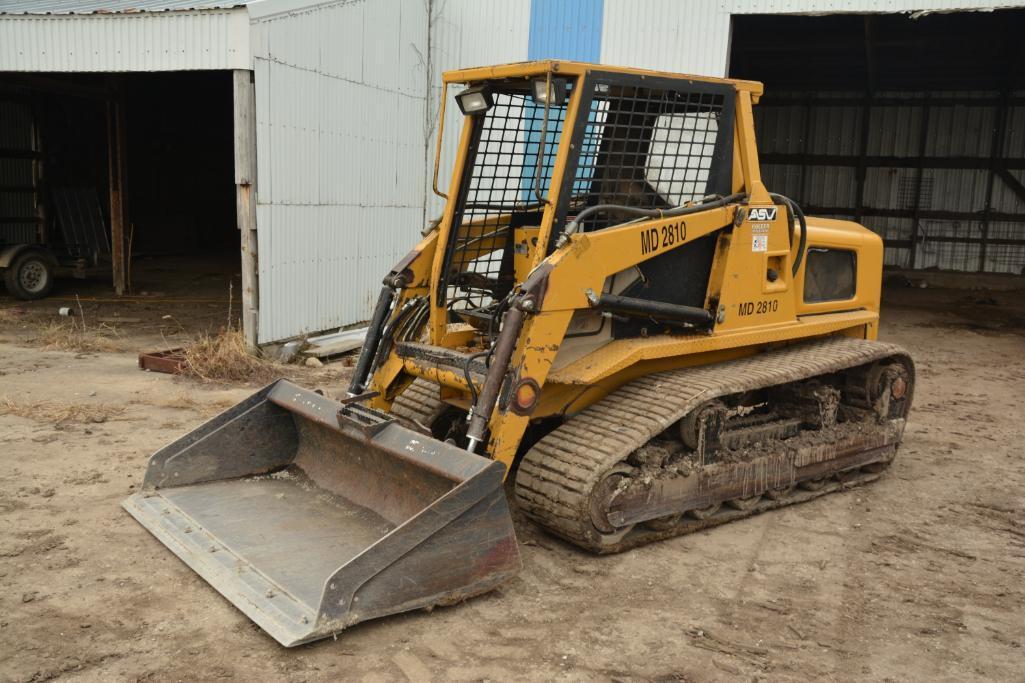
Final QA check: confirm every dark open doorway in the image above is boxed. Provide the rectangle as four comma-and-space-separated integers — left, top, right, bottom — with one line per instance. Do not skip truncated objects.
0, 70, 240, 336
729, 9, 1025, 274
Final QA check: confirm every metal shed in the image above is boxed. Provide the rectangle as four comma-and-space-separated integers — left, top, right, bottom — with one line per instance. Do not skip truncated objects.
0, 0, 428, 347
2, 0, 1023, 350
429, 0, 1025, 278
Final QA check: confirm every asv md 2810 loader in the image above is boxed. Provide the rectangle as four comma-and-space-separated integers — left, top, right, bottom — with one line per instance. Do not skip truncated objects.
124, 61, 914, 646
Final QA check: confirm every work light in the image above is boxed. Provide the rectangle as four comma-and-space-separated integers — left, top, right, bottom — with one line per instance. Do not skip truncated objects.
531, 77, 567, 106
455, 86, 493, 115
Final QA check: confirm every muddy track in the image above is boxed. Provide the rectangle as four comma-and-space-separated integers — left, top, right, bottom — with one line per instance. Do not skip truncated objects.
514, 336, 914, 553
389, 378, 447, 433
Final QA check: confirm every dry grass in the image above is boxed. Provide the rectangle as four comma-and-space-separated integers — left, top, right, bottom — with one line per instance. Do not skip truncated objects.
32, 320, 124, 353
0, 396, 124, 425
144, 391, 239, 415
179, 327, 284, 384
0, 307, 26, 324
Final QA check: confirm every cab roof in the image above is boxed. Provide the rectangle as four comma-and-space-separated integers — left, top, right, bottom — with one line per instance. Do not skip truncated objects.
442, 60, 764, 99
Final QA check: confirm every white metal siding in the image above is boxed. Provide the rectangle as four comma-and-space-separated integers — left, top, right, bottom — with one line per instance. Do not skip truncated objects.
252, 0, 428, 343
0, 9, 250, 71
602, 0, 732, 76
425, 0, 531, 219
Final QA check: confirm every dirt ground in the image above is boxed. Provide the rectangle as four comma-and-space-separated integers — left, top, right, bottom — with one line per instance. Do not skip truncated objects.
1, 284, 1024, 682
0, 255, 245, 350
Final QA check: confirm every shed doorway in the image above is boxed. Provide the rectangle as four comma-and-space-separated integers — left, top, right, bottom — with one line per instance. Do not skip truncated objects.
0, 70, 243, 339
729, 9, 1025, 275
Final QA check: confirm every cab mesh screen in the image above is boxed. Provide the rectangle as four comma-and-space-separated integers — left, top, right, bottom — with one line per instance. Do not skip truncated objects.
439, 77, 733, 310
565, 83, 729, 235
439, 90, 568, 310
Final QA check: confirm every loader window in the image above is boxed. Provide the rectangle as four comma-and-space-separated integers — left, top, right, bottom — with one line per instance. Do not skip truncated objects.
646, 112, 720, 207
440, 85, 570, 311
558, 79, 735, 238
803, 248, 857, 303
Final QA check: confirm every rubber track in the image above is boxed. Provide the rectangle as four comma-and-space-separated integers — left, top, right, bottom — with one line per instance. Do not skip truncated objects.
514, 336, 913, 553
390, 378, 447, 434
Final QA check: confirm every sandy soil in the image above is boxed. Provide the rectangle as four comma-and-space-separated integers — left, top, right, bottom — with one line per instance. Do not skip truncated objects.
1, 286, 1024, 682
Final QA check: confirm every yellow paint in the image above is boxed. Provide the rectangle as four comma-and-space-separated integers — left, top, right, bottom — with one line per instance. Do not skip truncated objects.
367, 61, 886, 481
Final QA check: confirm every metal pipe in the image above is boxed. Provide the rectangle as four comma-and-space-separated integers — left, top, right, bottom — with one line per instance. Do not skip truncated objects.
464, 301, 528, 452
348, 285, 397, 395
590, 293, 713, 326
532, 70, 553, 206
431, 83, 449, 199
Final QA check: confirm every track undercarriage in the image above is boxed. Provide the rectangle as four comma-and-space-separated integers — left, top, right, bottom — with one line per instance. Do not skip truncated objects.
513, 337, 914, 552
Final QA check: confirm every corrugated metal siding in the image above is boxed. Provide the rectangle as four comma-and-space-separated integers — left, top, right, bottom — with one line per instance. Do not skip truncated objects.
425, 0, 531, 218
0, 100, 38, 245
528, 0, 604, 61
0, 0, 244, 14
253, 0, 429, 342
0, 9, 250, 71
756, 90, 1025, 273
725, 0, 1025, 14
602, 0, 732, 76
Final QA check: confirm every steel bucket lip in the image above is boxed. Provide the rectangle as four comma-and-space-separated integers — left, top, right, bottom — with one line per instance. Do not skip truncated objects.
141, 379, 495, 492
124, 458, 512, 646
124, 379, 521, 647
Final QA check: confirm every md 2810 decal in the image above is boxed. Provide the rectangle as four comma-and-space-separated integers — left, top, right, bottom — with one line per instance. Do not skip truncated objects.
738, 299, 779, 316
640, 220, 687, 255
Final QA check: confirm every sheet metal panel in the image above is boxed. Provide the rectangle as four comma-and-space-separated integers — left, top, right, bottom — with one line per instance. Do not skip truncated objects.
426, 0, 531, 218
754, 86, 1024, 273
602, 0, 731, 77
528, 0, 604, 62
0, 9, 250, 71
0, 100, 37, 246
0, 0, 243, 14
253, 0, 429, 343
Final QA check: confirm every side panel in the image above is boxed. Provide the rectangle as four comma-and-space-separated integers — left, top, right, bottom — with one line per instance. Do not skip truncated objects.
0, 10, 251, 72
601, 0, 732, 77
253, 0, 429, 343
426, 0, 531, 219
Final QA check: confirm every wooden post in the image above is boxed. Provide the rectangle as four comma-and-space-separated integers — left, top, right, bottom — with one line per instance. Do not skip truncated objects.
908, 98, 930, 270
233, 69, 259, 351
980, 90, 1009, 273
31, 114, 46, 244
854, 16, 874, 222
106, 89, 128, 295
797, 94, 813, 205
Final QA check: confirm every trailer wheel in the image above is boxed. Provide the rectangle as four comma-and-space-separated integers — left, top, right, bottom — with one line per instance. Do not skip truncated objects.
4, 250, 55, 300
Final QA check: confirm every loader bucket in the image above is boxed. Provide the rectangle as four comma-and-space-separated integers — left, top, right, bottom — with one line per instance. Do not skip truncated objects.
122, 380, 520, 647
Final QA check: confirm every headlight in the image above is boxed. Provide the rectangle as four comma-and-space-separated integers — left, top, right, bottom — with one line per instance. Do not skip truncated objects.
455, 86, 494, 115
531, 77, 567, 106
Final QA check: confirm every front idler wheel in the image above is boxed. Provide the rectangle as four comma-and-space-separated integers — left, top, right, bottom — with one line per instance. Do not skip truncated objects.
588, 465, 636, 545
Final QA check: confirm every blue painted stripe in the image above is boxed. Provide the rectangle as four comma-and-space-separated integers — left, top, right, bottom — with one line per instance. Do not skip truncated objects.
522, 0, 604, 200
528, 0, 604, 62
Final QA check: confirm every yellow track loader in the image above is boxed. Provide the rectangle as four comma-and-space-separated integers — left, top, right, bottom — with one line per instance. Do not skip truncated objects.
124, 61, 914, 646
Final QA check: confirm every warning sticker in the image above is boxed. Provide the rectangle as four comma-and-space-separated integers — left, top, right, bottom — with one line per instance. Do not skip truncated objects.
752, 235, 768, 252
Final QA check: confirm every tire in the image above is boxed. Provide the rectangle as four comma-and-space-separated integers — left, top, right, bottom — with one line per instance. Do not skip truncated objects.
4, 250, 55, 300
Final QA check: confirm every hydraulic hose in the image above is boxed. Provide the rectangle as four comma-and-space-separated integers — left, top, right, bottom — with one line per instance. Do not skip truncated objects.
462, 350, 489, 408
769, 193, 808, 277
348, 285, 397, 395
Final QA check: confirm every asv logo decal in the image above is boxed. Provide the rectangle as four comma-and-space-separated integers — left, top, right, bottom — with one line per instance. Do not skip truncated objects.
748, 207, 777, 221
